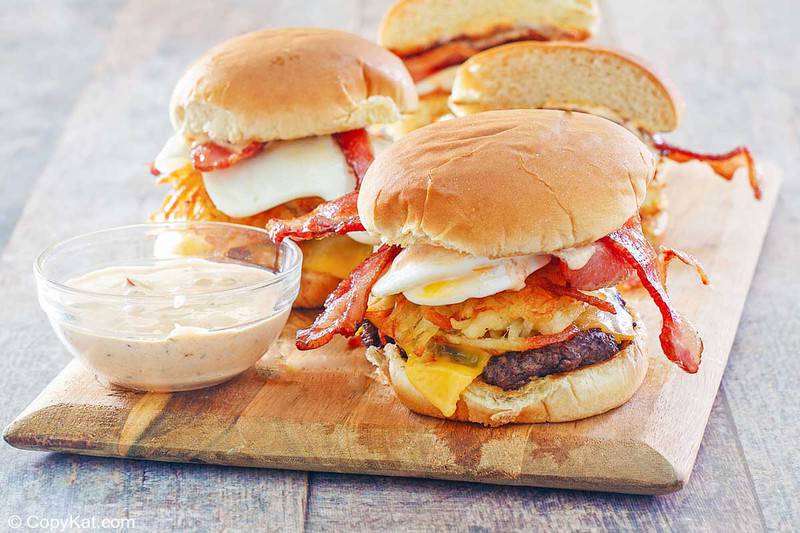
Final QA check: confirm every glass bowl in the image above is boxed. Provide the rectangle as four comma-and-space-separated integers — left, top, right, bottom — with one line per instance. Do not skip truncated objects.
35, 222, 302, 392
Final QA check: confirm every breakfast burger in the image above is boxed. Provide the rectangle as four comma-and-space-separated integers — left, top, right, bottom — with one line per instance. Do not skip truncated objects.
378, 0, 599, 135
447, 41, 761, 242
149, 28, 417, 307
268, 110, 707, 426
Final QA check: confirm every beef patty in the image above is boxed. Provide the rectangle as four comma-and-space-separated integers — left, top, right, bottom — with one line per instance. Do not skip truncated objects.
359, 320, 383, 349
482, 329, 623, 390
359, 320, 623, 391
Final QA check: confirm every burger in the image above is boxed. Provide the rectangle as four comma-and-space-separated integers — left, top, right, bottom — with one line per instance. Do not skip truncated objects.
149, 28, 417, 307
377, 0, 599, 135
447, 41, 761, 242
269, 109, 706, 426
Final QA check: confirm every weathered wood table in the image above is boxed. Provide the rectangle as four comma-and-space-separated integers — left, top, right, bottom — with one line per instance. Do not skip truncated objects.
0, 0, 797, 530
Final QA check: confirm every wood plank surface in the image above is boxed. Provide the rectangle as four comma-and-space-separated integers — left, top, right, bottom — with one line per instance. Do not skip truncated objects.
3, 160, 781, 496
0, 0, 797, 530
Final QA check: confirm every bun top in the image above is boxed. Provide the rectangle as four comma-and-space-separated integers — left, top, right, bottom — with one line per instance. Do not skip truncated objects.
359, 109, 655, 257
450, 42, 682, 133
379, 0, 599, 55
170, 28, 418, 144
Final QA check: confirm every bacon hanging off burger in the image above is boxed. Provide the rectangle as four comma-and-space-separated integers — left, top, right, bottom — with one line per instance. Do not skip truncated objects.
333, 129, 374, 187
266, 190, 365, 243
659, 247, 710, 286
536, 278, 617, 314
651, 135, 762, 200
560, 244, 636, 290
601, 218, 703, 373
191, 140, 267, 172
296, 244, 402, 350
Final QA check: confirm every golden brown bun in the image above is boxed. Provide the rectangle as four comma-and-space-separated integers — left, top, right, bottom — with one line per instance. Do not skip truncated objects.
171, 28, 417, 144
359, 109, 655, 257
294, 269, 341, 309
450, 42, 683, 133
366, 323, 647, 426
379, 0, 599, 55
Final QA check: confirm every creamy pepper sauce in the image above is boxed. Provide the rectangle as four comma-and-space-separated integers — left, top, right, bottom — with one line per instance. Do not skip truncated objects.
59, 258, 289, 391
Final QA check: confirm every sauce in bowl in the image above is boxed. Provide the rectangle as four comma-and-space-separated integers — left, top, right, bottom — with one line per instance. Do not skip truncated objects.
35, 222, 302, 392
58, 259, 289, 391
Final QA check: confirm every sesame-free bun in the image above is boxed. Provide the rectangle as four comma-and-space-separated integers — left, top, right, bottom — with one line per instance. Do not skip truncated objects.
450, 42, 682, 133
366, 321, 648, 426
359, 109, 655, 257
171, 28, 417, 144
379, 0, 599, 56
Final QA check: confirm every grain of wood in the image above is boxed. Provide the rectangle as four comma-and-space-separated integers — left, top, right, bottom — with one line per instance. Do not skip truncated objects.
0, 0, 359, 530
3, 162, 780, 497
602, 0, 800, 529
305, 0, 799, 529
305, 391, 763, 532
0, 0, 798, 530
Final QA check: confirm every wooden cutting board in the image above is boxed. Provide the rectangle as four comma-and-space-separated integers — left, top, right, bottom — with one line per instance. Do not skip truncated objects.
3, 162, 780, 495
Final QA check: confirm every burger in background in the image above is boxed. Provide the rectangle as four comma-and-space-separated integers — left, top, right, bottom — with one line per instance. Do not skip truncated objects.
149, 28, 417, 307
447, 41, 761, 243
378, 0, 599, 135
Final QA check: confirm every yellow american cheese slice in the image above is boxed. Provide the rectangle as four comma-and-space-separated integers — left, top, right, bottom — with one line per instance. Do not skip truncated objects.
405, 350, 491, 417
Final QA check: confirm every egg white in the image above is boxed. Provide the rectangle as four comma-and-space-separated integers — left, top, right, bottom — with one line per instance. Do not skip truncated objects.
372, 245, 550, 306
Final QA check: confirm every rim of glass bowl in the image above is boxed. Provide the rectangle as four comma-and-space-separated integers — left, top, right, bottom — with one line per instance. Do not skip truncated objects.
34, 221, 303, 304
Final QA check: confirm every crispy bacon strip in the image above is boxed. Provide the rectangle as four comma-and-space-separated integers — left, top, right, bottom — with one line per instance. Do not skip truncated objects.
266, 191, 364, 243
537, 278, 616, 314
513, 324, 581, 352
333, 129, 374, 187
191, 141, 266, 172
560, 244, 636, 290
601, 218, 703, 373
347, 336, 364, 349
398, 26, 581, 81
659, 247, 710, 286
651, 136, 762, 200
440, 324, 581, 355
403, 41, 477, 82
296, 245, 402, 350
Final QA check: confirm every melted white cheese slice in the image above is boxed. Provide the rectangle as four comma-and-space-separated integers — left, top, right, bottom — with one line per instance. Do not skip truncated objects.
152, 134, 391, 221
153, 134, 192, 176
203, 135, 356, 218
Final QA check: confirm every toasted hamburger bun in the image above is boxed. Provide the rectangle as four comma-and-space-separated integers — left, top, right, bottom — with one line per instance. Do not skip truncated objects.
366, 319, 648, 426
449, 42, 682, 133
359, 109, 655, 257
379, 0, 599, 56
171, 28, 417, 144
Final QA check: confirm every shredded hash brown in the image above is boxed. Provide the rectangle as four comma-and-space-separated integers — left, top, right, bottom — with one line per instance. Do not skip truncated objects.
365, 267, 632, 358
150, 165, 321, 227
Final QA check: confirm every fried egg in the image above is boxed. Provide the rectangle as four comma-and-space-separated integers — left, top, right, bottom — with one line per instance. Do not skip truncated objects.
371, 244, 550, 306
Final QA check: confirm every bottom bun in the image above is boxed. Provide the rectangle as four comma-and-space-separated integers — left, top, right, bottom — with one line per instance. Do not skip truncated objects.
366, 325, 648, 426
294, 269, 341, 308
